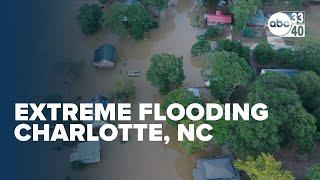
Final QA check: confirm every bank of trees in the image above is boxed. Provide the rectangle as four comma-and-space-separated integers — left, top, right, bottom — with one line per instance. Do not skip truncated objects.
212, 72, 318, 156
235, 153, 295, 180
307, 164, 320, 180
77, 4, 103, 34
77, 1, 169, 39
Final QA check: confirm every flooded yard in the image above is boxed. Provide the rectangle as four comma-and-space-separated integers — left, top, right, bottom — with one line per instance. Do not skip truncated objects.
29, 0, 218, 180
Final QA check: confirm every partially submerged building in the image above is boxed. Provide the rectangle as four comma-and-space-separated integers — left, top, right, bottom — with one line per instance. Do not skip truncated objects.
93, 44, 116, 69
187, 88, 201, 97
260, 69, 299, 76
248, 10, 268, 26
193, 156, 241, 180
83, 95, 109, 128
204, 11, 232, 26
70, 141, 101, 164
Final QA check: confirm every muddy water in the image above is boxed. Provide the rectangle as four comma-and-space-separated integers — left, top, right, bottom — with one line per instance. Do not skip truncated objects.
27, 0, 216, 180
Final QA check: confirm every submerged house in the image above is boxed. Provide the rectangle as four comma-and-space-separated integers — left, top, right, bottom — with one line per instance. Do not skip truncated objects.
260, 69, 299, 76
70, 141, 101, 164
193, 156, 241, 180
204, 11, 232, 26
93, 44, 116, 69
248, 10, 268, 26
187, 88, 201, 98
82, 95, 109, 128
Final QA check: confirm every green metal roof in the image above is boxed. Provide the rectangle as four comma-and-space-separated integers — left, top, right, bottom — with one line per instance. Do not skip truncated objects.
94, 44, 116, 63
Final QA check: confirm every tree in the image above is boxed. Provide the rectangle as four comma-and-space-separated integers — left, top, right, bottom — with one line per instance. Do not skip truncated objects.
114, 75, 136, 102
146, 53, 185, 94
275, 48, 294, 66
102, 3, 128, 37
307, 164, 320, 180
191, 39, 211, 56
293, 71, 320, 111
205, 26, 225, 39
205, 51, 253, 101
234, 153, 294, 180
217, 39, 250, 60
77, 4, 103, 35
293, 45, 320, 75
242, 27, 257, 38
212, 72, 317, 156
253, 41, 274, 64
290, 107, 317, 154
161, 88, 202, 127
141, 0, 169, 12
231, 0, 262, 30
126, 4, 158, 40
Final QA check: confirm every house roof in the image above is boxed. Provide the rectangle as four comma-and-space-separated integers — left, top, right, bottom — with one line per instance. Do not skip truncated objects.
70, 141, 101, 163
248, 9, 267, 25
94, 44, 116, 63
260, 69, 299, 76
205, 11, 232, 24
193, 157, 240, 180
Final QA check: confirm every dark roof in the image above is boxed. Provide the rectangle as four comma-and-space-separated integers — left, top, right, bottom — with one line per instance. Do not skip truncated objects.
260, 69, 299, 76
193, 157, 241, 180
94, 44, 116, 63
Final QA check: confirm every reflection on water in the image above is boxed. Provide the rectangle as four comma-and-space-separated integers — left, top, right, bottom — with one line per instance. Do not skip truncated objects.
28, 0, 218, 180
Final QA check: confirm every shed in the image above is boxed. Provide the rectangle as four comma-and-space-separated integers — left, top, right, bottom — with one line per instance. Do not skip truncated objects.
248, 10, 268, 26
187, 88, 200, 97
260, 69, 299, 76
204, 11, 232, 26
93, 44, 116, 69
193, 156, 241, 180
69, 141, 101, 164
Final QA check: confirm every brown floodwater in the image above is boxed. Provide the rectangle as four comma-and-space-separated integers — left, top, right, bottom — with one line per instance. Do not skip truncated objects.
28, 0, 220, 180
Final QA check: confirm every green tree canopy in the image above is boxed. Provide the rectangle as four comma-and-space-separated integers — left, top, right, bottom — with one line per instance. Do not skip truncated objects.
293, 71, 320, 111
307, 164, 320, 180
293, 45, 320, 75
274, 48, 294, 66
141, 0, 169, 12
114, 75, 136, 102
191, 39, 211, 56
161, 88, 202, 127
253, 41, 275, 64
217, 39, 250, 60
146, 53, 185, 94
213, 72, 317, 156
126, 4, 158, 40
234, 153, 294, 180
205, 51, 253, 101
231, 0, 262, 30
77, 3, 103, 34
102, 3, 128, 37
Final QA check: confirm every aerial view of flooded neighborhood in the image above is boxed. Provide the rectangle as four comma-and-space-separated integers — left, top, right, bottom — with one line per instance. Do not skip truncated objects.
25, 0, 320, 179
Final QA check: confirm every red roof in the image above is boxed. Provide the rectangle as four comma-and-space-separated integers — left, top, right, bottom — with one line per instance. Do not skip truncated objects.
205, 11, 232, 24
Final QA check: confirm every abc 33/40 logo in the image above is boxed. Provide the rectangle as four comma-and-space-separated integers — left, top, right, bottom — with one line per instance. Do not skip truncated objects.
268, 11, 305, 37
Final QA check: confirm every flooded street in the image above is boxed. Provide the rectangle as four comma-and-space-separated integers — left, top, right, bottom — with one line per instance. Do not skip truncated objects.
28, 0, 218, 180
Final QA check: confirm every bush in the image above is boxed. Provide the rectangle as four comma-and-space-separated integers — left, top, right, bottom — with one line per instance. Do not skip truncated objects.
217, 39, 250, 60
77, 4, 103, 35
191, 39, 211, 56
275, 48, 294, 66
242, 27, 256, 38
115, 75, 136, 102
307, 164, 320, 180
205, 26, 225, 39
253, 41, 274, 64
